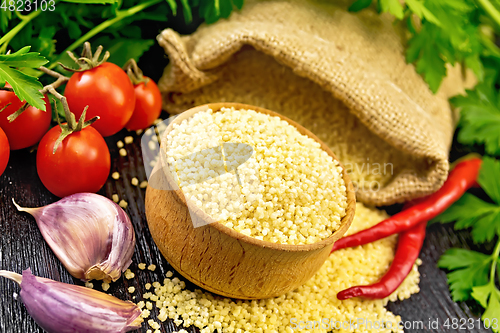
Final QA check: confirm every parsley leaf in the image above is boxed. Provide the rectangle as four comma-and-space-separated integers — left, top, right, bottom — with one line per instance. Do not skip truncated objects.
471, 283, 500, 332
0, 47, 47, 111
379, 0, 404, 19
404, 0, 440, 26
452, 76, 500, 156
438, 248, 491, 301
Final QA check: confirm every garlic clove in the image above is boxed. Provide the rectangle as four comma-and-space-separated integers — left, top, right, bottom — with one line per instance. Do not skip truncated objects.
0, 269, 143, 333
13, 193, 136, 282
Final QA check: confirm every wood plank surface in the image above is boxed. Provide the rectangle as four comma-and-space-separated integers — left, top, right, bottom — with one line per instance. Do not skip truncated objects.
0, 126, 494, 333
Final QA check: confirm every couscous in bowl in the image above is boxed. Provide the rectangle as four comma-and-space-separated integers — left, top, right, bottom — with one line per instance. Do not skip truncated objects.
145, 103, 355, 299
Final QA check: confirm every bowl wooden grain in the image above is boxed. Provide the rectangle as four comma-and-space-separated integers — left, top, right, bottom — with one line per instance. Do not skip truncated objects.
145, 103, 356, 299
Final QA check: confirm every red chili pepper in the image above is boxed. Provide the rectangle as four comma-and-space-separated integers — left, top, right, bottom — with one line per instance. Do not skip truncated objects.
331, 158, 482, 252
337, 221, 427, 300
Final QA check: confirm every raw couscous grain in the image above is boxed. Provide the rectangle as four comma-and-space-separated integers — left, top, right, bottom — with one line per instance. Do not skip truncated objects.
165, 108, 347, 244
148, 264, 157, 271
135, 203, 420, 332
119, 200, 128, 209
131, 177, 139, 186
124, 269, 135, 280
116, 141, 124, 148
101, 282, 110, 291
119, 148, 127, 157
168, 48, 424, 193
112, 172, 120, 180
138, 263, 147, 270
128, 286, 136, 293
112, 194, 119, 203
125, 136, 134, 144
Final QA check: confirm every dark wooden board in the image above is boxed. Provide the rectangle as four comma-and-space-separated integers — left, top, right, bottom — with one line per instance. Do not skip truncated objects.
0, 125, 494, 333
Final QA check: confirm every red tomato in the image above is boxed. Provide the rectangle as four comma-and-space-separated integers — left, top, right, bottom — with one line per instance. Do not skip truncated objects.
36, 125, 110, 197
125, 78, 163, 131
65, 62, 136, 137
0, 127, 9, 176
0, 89, 52, 150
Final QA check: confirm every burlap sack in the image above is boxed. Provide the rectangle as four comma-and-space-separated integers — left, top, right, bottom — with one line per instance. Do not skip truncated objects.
156, 0, 469, 206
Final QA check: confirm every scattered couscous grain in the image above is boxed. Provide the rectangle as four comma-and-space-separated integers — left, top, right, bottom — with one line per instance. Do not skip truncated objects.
146, 302, 153, 310
116, 140, 124, 148
131, 177, 139, 186
134, 203, 420, 332
153, 118, 163, 125
119, 200, 128, 209
137, 301, 145, 309
148, 141, 157, 151
145, 128, 154, 136
166, 108, 347, 245
124, 269, 135, 280
124, 136, 134, 144
119, 148, 127, 157
111, 172, 120, 180
112, 194, 119, 203
101, 282, 110, 291
140, 180, 149, 189
138, 263, 147, 270
136, 129, 143, 135
141, 309, 151, 319
128, 286, 136, 294
145, 283, 151, 290
166, 271, 173, 278
84, 282, 93, 289
147, 264, 156, 272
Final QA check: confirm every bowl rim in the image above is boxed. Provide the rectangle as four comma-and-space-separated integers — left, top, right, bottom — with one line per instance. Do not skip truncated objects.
158, 102, 356, 252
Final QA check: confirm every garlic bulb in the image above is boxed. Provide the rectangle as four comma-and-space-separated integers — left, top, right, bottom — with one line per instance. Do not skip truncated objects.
14, 193, 135, 282
0, 269, 142, 333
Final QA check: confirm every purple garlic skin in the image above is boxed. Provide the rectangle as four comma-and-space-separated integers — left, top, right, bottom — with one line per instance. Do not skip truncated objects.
14, 193, 136, 282
0, 269, 142, 333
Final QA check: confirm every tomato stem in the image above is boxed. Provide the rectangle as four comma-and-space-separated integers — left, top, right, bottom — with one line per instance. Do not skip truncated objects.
123, 59, 148, 85
61, 42, 111, 72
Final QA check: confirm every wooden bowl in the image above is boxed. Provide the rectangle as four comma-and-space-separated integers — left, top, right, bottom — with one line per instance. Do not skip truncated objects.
145, 103, 356, 299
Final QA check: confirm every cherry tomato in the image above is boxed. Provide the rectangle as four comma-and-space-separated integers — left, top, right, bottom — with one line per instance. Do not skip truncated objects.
36, 125, 110, 197
125, 78, 163, 131
0, 127, 9, 177
0, 88, 52, 150
65, 62, 136, 137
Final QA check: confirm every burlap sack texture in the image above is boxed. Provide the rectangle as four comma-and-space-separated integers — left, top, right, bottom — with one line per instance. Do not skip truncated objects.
156, 0, 469, 206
